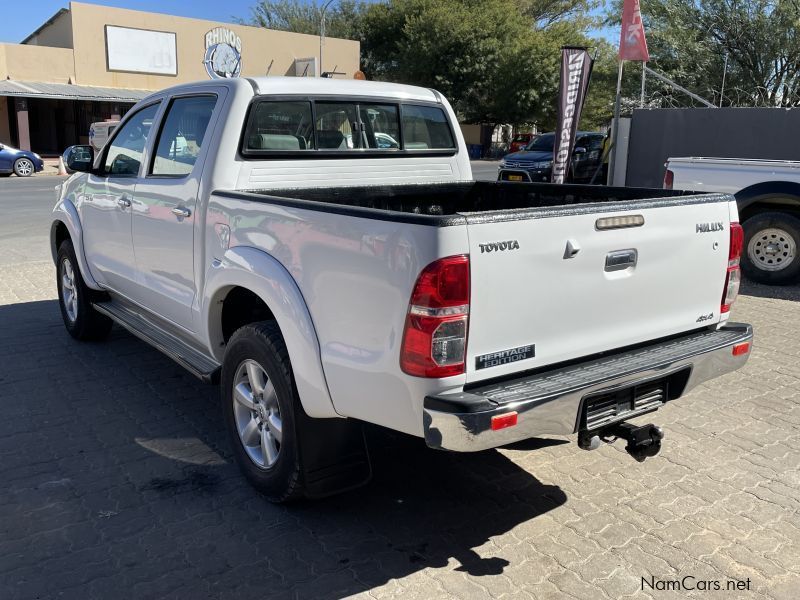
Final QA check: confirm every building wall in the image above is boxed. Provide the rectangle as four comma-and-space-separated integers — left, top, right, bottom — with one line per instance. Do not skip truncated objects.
24, 10, 74, 49
0, 44, 75, 83
0, 98, 11, 145
69, 2, 360, 91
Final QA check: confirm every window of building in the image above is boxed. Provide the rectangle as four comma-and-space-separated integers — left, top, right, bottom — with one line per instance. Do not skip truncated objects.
151, 95, 218, 176
103, 102, 160, 176
246, 101, 315, 151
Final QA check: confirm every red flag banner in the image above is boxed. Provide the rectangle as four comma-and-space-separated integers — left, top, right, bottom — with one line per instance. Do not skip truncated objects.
619, 0, 649, 61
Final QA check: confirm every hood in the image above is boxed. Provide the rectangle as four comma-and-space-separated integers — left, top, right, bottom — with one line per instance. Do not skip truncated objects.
504, 149, 553, 162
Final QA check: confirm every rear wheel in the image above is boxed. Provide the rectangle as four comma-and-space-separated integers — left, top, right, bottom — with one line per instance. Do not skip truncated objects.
742, 212, 800, 285
56, 240, 113, 340
221, 322, 305, 502
13, 158, 35, 177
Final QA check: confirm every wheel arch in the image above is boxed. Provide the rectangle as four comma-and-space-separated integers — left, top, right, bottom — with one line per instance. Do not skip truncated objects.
50, 196, 103, 290
735, 181, 800, 222
203, 246, 338, 419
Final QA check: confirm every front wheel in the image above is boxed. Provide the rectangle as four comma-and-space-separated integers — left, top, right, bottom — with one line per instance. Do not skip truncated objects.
56, 240, 113, 340
742, 212, 800, 285
13, 158, 35, 177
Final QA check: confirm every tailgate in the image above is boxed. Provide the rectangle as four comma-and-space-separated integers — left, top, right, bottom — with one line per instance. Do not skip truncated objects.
464, 197, 731, 383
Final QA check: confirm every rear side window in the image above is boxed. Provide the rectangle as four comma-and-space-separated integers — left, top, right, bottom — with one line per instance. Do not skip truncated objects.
246, 101, 315, 151
402, 105, 454, 150
151, 95, 218, 176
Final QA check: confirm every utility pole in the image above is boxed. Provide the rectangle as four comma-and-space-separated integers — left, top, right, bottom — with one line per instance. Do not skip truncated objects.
319, 0, 337, 77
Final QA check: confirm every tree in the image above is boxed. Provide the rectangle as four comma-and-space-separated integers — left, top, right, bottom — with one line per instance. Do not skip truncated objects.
607, 0, 800, 107
242, 0, 606, 128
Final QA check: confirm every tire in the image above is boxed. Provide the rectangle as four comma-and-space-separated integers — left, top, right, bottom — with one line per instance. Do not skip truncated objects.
221, 321, 305, 502
742, 212, 800, 285
13, 157, 35, 177
56, 240, 113, 340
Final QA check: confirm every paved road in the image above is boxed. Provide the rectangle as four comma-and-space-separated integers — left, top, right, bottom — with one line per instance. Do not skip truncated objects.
0, 176, 66, 265
1, 177, 798, 599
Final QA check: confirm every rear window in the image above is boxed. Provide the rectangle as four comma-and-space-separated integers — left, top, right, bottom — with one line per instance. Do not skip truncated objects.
242, 98, 453, 155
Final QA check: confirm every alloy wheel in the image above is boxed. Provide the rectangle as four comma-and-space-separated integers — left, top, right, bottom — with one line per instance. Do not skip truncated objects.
60, 257, 78, 323
232, 359, 283, 469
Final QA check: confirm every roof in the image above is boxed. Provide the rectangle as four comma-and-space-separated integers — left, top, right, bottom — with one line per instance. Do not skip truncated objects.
248, 76, 439, 102
0, 80, 150, 103
21, 8, 70, 45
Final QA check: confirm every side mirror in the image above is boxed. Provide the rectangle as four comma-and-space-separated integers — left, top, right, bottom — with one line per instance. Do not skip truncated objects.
63, 145, 94, 173
573, 146, 587, 155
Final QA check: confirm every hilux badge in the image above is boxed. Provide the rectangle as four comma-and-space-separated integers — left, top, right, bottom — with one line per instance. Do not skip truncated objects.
696, 222, 724, 233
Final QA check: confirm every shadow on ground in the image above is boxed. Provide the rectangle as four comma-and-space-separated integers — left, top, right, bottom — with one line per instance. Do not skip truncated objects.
0, 300, 566, 600
740, 277, 800, 301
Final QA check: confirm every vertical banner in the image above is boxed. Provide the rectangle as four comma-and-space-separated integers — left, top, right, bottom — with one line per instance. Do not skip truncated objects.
552, 47, 594, 184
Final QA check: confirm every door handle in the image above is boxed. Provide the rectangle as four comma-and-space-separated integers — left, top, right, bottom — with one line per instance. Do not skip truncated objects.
605, 249, 638, 272
171, 206, 191, 219
117, 195, 131, 209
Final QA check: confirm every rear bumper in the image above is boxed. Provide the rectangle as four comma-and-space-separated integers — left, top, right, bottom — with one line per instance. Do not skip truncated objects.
423, 323, 753, 452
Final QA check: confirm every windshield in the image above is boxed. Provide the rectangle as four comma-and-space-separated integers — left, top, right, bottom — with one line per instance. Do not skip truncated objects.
525, 133, 555, 152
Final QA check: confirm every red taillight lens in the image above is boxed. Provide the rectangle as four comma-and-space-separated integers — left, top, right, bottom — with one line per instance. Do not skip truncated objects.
663, 168, 674, 190
732, 342, 750, 356
400, 255, 469, 377
721, 222, 744, 313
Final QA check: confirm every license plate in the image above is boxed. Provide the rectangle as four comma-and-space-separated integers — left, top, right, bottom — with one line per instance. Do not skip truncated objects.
507, 174, 523, 181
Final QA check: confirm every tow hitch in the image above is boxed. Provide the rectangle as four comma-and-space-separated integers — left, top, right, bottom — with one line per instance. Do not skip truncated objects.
579, 422, 664, 462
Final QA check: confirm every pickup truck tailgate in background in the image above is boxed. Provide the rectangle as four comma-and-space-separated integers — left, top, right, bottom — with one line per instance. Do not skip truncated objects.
463, 198, 732, 383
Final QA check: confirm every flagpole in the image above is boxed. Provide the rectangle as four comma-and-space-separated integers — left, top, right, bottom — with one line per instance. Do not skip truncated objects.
608, 60, 624, 186
640, 61, 646, 107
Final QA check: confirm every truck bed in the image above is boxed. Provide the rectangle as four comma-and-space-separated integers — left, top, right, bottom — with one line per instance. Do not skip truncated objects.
228, 181, 694, 219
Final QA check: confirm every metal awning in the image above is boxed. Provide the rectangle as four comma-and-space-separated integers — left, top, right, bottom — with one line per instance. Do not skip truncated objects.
0, 80, 150, 103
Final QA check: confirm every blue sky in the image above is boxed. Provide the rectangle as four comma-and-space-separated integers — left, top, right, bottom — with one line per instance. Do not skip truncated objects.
0, 0, 259, 43
1, 0, 618, 44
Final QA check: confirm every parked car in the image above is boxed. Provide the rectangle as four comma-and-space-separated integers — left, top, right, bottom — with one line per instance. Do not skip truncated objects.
508, 132, 534, 153
0, 143, 44, 177
498, 132, 605, 183
666, 157, 800, 285
53, 77, 752, 502
89, 120, 119, 151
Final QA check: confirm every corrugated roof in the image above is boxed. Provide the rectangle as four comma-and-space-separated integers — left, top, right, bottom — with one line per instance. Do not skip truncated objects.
0, 80, 150, 102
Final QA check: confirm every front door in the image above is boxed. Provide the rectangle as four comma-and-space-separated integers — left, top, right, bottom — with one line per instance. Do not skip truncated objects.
131, 93, 221, 331
80, 102, 161, 294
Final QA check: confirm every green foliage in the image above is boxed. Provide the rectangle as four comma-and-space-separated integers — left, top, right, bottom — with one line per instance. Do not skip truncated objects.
243, 0, 608, 127
607, 0, 800, 107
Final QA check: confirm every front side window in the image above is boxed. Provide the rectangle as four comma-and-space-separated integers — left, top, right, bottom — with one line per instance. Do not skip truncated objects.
151, 95, 218, 176
103, 102, 160, 176
245, 101, 315, 151
401, 105, 454, 150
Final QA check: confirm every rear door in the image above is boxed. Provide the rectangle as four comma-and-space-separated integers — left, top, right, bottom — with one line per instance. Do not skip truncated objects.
464, 198, 731, 383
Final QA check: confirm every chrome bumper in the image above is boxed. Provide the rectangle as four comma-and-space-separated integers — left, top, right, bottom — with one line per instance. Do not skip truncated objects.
424, 323, 753, 452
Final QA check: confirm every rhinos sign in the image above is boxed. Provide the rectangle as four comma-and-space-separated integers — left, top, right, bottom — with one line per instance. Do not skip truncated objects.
552, 47, 594, 185
204, 27, 243, 79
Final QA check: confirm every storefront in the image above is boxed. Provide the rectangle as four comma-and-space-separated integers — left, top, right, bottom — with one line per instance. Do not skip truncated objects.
0, 1, 360, 155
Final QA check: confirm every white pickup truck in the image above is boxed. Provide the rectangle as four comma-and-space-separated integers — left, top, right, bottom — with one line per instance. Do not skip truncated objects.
666, 157, 800, 285
53, 77, 753, 501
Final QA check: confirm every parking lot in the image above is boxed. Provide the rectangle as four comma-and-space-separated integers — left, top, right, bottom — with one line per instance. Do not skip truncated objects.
1, 174, 798, 599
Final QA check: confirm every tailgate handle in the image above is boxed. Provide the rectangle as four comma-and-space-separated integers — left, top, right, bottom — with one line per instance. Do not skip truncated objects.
605, 249, 638, 271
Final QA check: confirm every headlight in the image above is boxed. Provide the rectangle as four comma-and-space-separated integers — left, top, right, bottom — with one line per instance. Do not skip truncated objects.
499, 159, 506, 168
534, 161, 552, 169
34, 153, 41, 160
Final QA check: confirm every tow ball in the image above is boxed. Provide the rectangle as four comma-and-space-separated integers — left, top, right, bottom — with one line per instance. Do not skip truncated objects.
578, 423, 664, 462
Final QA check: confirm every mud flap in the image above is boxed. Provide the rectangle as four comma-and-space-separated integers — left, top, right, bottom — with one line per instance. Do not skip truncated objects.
296, 409, 372, 498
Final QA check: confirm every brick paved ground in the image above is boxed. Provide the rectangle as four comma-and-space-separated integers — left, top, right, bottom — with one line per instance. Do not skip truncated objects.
1, 261, 798, 600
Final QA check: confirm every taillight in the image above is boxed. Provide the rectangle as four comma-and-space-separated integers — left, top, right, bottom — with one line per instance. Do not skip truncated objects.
663, 168, 674, 189
721, 222, 744, 313
400, 255, 469, 377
